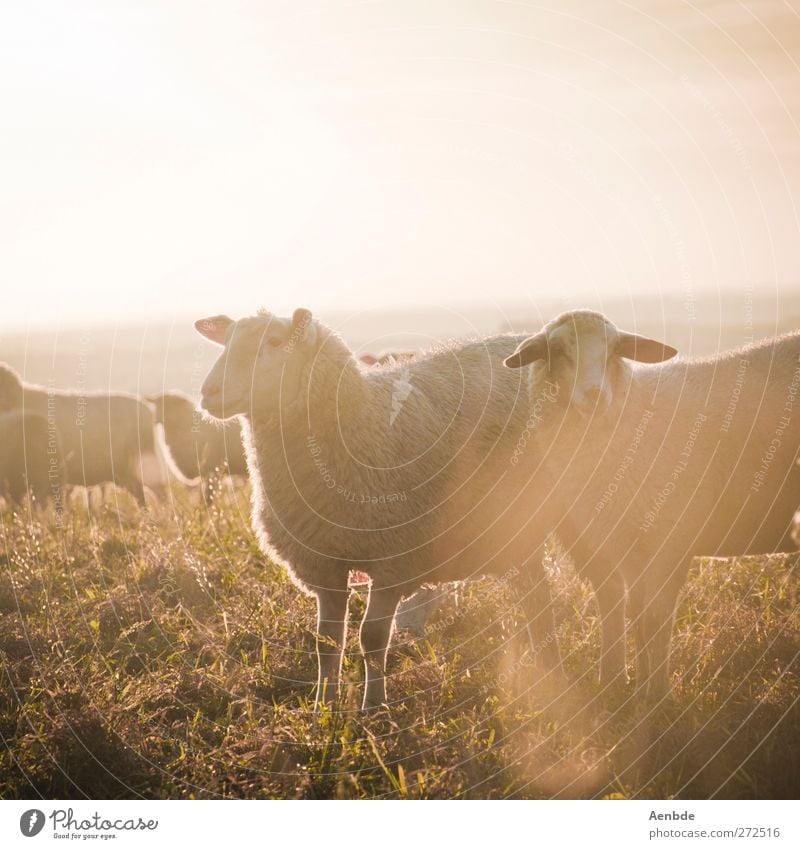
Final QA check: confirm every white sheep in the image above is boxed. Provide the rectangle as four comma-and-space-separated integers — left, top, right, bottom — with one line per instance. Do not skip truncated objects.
391, 582, 464, 637
0, 410, 62, 508
361, 347, 469, 637
359, 351, 416, 367
145, 391, 247, 494
195, 309, 562, 709
0, 363, 164, 507
505, 309, 800, 699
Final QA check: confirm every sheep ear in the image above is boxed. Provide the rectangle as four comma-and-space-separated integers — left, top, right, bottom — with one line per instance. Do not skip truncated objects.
195, 315, 233, 346
504, 333, 548, 369
291, 307, 317, 348
360, 354, 378, 366
617, 331, 678, 363
292, 308, 312, 329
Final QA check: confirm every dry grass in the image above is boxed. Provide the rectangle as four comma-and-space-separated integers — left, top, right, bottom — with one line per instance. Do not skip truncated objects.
1, 484, 798, 799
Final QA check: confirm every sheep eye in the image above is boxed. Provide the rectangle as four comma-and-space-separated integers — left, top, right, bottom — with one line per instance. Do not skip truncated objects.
267, 338, 282, 348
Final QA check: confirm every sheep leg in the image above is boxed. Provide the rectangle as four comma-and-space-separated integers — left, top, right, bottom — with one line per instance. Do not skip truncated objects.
631, 577, 681, 700
594, 569, 628, 686
629, 591, 650, 692
512, 553, 563, 677
314, 584, 350, 709
129, 479, 147, 508
644, 588, 680, 701
360, 583, 405, 710
139, 449, 166, 502
115, 470, 147, 508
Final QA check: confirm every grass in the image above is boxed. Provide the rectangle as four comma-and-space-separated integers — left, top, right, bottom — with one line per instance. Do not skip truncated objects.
0, 483, 798, 799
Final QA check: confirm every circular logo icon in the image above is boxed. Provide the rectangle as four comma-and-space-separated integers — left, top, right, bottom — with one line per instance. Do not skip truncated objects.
20, 810, 46, 837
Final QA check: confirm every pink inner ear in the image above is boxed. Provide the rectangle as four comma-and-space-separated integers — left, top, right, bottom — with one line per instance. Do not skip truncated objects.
194, 315, 232, 345
617, 332, 678, 363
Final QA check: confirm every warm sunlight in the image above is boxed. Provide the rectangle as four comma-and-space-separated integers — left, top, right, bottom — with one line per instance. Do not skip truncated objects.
1, 0, 799, 831
2, 1, 799, 329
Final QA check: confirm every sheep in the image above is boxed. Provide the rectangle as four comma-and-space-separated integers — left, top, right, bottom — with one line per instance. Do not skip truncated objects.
145, 391, 247, 494
359, 351, 416, 367
351, 565, 462, 638
0, 363, 164, 507
348, 570, 440, 636
0, 410, 63, 508
392, 582, 463, 637
363, 350, 459, 611
195, 308, 563, 709
504, 309, 800, 699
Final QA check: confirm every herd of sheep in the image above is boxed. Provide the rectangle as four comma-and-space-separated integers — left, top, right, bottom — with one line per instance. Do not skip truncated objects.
1, 306, 799, 711
0, 367, 246, 508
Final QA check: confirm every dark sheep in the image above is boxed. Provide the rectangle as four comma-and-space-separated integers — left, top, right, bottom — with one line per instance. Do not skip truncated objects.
0, 409, 63, 507
144, 391, 247, 491
0, 363, 162, 507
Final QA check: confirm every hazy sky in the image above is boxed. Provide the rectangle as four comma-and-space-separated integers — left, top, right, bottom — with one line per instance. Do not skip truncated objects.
2, 0, 799, 328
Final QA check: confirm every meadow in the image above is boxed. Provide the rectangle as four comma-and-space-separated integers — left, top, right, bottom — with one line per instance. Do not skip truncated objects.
1, 483, 797, 799
4, 0, 800, 814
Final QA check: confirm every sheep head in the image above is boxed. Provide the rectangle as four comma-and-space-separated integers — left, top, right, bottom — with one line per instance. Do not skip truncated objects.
0, 364, 24, 413
144, 391, 195, 426
503, 310, 677, 417
143, 393, 166, 424
195, 308, 318, 420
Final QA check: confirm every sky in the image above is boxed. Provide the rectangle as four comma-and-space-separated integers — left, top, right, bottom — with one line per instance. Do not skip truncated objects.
1, 0, 799, 329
